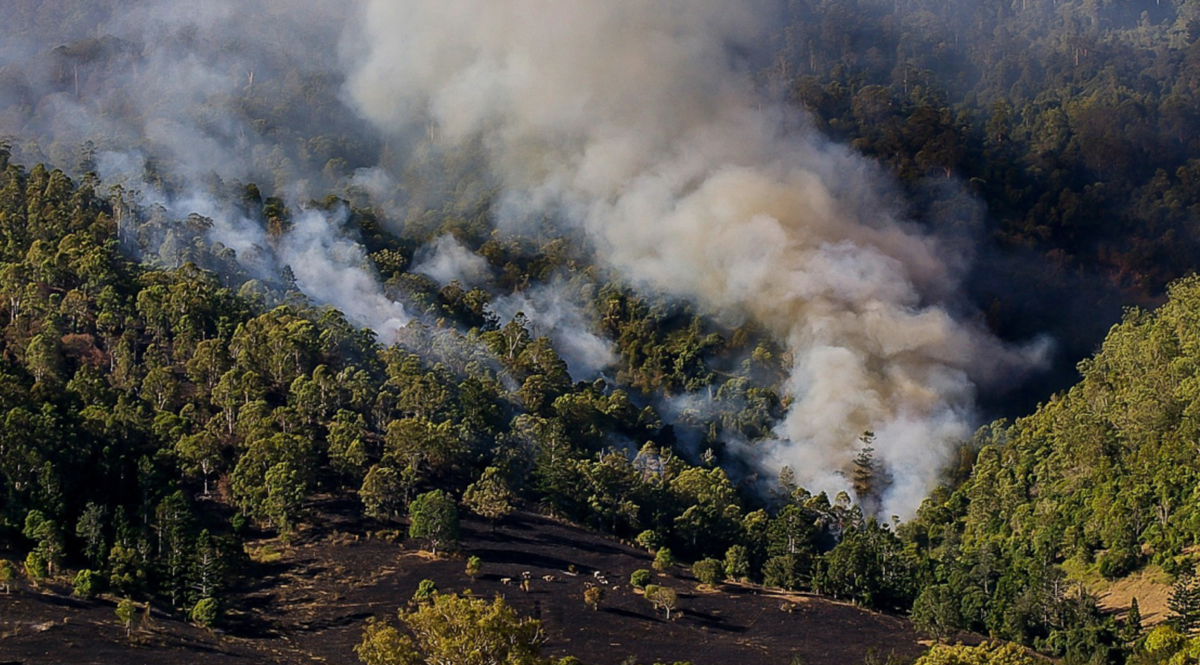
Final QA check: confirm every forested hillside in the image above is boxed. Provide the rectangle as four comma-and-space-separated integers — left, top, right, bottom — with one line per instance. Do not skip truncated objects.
4, 1, 1200, 664
0, 144, 903, 656
902, 277, 1200, 661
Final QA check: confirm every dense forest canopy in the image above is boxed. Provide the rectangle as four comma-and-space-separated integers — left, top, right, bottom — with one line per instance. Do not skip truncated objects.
3, 1, 1200, 664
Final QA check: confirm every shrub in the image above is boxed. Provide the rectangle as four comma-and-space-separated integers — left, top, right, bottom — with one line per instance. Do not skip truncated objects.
584, 585, 603, 610
630, 569, 653, 588
693, 558, 723, 586
73, 569, 103, 599
466, 556, 482, 580
653, 548, 675, 573
116, 598, 138, 636
191, 597, 220, 627
636, 530, 664, 552
24, 551, 48, 580
414, 578, 438, 602
0, 559, 18, 593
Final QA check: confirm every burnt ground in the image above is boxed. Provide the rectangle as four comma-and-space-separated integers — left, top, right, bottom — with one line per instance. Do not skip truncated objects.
0, 501, 936, 665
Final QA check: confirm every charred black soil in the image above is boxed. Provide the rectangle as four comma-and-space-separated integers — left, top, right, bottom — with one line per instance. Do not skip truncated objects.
0, 503, 934, 665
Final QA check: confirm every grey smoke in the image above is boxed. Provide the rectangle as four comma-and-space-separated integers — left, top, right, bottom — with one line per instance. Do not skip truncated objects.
97, 150, 410, 340
412, 235, 493, 288
344, 0, 1049, 517
1, 1, 418, 341
0, 0, 1053, 517
280, 208, 411, 339
0, 0, 364, 191
489, 280, 617, 381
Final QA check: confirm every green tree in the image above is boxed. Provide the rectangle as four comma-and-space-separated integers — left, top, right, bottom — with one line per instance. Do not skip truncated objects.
653, 548, 675, 573
357, 593, 545, 665
75, 502, 108, 567
466, 556, 482, 581
408, 490, 460, 556
1123, 597, 1143, 644
328, 410, 370, 481
693, 558, 723, 586
154, 490, 194, 608
108, 543, 147, 596
22, 510, 64, 577
73, 569, 103, 599
361, 463, 417, 522
23, 551, 48, 580
645, 585, 679, 620
264, 461, 308, 536
25, 333, 64, 385
636, 530, 664, 553
815, 520, 915, 610
851, 432, 889, 513
911, 584, 963, 643
175, 432, 222, 496
385, 417, 465, 479
724, 545, 751, 582
230, 433, 315, 532
463, 466, 515, 527
763, 554, 804, 591
631, 569, 652, 588
1169, 570, 1200, 633
116, 598, 139, 637
0, 559, 16, 593
190, 529, 225, 605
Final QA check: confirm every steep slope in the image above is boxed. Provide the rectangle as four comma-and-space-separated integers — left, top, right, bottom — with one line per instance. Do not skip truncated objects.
904, 276, 1200, 657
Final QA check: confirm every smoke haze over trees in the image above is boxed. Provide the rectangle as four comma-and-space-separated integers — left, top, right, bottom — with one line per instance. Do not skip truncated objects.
6, 1, 1200, 663
0, 0, 1068, 516
0, 0, 1200, 590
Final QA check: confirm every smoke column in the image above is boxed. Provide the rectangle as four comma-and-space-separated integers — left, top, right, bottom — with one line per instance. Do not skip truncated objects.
342, 0, 1047, 516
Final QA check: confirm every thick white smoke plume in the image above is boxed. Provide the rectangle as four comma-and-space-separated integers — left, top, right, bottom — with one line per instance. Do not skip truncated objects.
343, 1, 1048, 516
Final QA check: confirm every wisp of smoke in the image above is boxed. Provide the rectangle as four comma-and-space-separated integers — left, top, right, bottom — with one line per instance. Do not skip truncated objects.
343, 0, 1049, 517
411, 235, 494, 288
97, 151, 410, 340
489, 279, 617, 381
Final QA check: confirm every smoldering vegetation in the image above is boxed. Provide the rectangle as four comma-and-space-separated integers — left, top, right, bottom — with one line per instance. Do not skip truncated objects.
345, 0, 1051, 515
2, 0, 1182, 516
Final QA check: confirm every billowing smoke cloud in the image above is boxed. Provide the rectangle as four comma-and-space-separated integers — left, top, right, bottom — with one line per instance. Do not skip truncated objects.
0, 0, 1051, 516
1, 0, 363, 190
344, 0, 1049, 516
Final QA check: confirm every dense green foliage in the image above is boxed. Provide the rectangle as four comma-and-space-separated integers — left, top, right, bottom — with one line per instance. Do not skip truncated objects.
913, 642, 1038, 665
899, 278, 1200, 661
